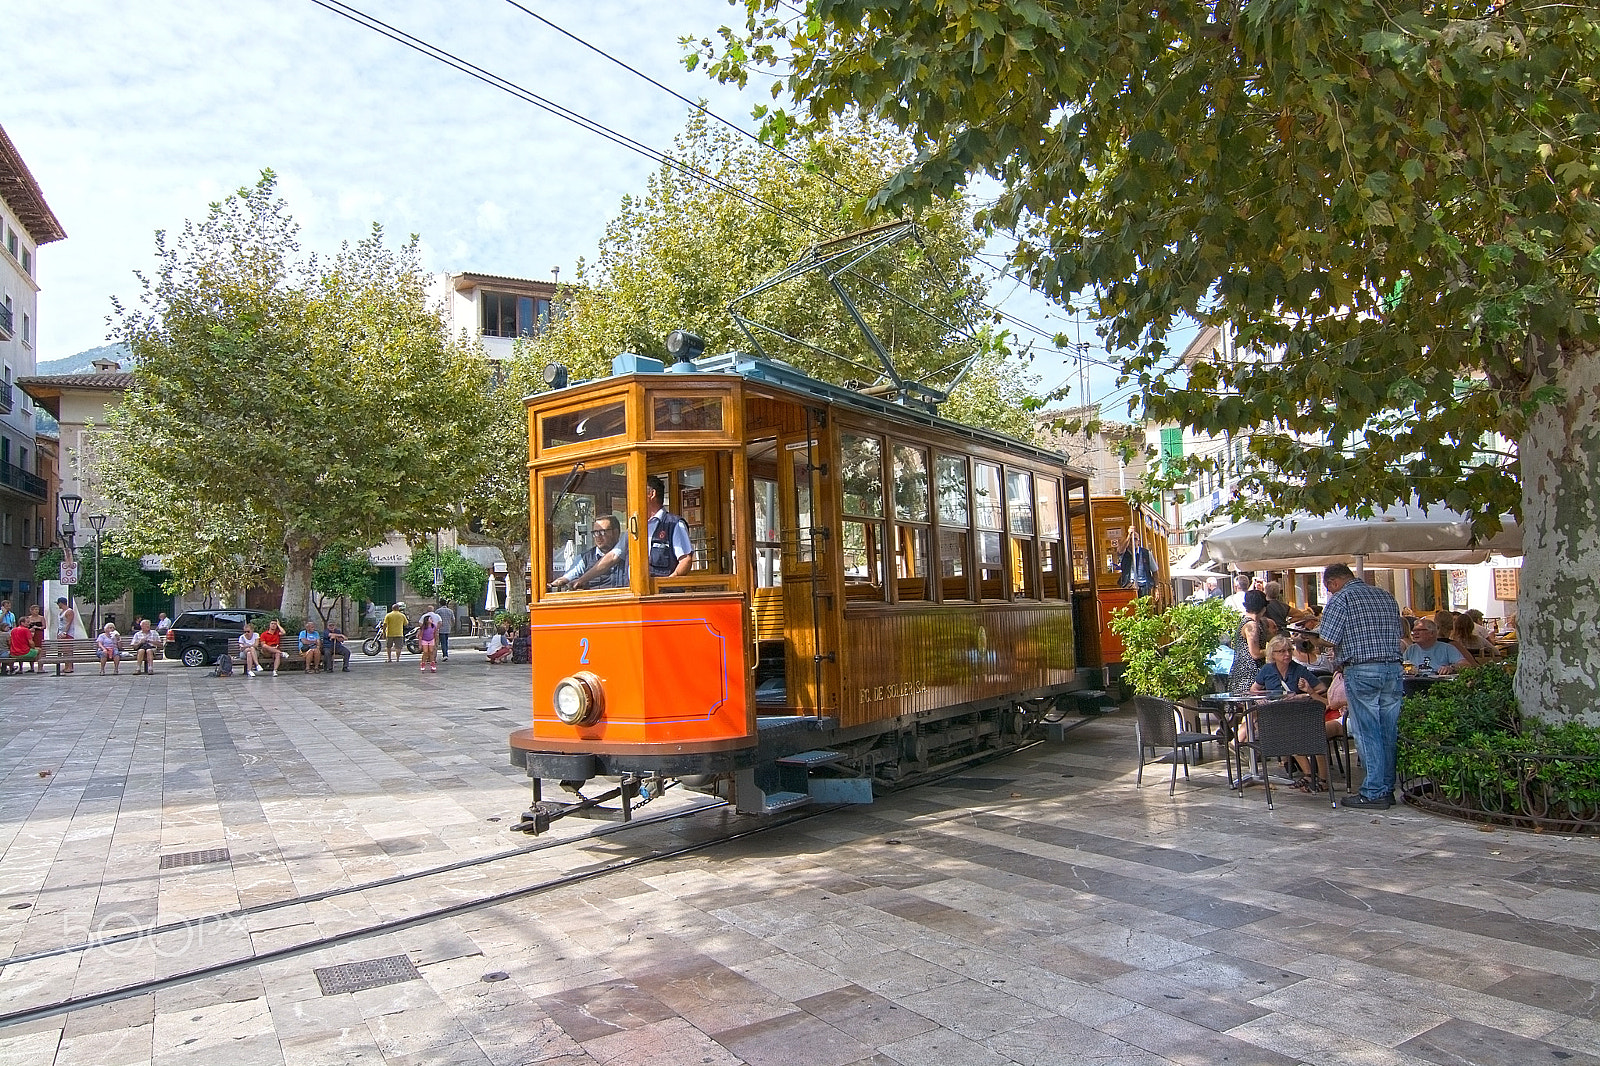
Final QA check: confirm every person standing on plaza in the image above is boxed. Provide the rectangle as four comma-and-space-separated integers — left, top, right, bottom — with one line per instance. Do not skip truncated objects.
435, 603, 455, 661
1229, 589, 1275, 694
54, 597, 79, 674
417, 608, 440, 672
0, 598, 14, 627
1318, 562, 1405, 810
26, 604, 45, 670
382, 603, 408, 663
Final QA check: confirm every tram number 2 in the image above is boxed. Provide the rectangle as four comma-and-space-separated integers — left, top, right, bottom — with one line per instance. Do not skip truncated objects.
579, 637, 590, 664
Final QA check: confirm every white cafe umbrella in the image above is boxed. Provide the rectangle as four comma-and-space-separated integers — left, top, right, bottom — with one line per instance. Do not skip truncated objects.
1205, 503, 1521, 572
484, 574, 500, 612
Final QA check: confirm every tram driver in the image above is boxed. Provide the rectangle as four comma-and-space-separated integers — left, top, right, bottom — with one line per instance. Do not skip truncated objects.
551, 514, 628, 590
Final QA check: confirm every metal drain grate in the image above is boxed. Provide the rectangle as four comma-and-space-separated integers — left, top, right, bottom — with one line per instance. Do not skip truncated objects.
315, 955, 421, 995
158, 848, 232, 870
930, 777, 1015, 791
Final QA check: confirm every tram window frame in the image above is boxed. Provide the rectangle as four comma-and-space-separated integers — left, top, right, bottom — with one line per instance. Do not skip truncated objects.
541, 461, 632, 595
974, 460, 1006, 600
539, 399, 628, 452
646, 454, 731, 588
753, 476, 781, 588
650, 394, 725, 435
839, 432, 886, 603
1037, 475, 1067, 599
935, 453, 974, 602
1006, 468, 1039, 600
891, 442, 931, 602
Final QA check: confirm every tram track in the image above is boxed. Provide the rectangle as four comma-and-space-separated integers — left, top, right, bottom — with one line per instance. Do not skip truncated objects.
0, 730, 1064, 1029
0, 795, 844, 1029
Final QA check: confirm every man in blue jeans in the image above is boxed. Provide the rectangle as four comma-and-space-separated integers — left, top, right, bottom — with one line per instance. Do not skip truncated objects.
1318, 562, 1405, 809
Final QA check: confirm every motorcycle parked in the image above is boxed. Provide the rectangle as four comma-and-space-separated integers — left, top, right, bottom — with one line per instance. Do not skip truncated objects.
361, 624, 421, 656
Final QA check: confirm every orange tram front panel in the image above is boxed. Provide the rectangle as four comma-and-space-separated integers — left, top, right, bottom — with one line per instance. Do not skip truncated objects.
526, 593, 754, 754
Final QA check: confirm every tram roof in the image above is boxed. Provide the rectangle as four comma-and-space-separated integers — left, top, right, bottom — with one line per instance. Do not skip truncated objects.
693, 353, 1091, 478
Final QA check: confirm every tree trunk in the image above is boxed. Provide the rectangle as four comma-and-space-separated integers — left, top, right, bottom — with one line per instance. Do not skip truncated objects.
280, 536, 319, 622
1516, 336, 1600, 726
503, 542, 530, 618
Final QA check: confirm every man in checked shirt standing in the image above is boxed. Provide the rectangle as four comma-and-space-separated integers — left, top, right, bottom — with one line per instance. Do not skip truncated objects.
1318, 562, 1406, 809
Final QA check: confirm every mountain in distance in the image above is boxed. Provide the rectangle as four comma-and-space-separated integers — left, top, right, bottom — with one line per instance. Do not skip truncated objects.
33, 342, 132, 377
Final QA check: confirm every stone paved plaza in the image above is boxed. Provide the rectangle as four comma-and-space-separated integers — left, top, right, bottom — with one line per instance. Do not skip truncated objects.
1, 653, 1598, 1066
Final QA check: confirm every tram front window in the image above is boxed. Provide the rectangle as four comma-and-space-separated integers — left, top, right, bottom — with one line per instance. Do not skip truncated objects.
543, 462, 631, 592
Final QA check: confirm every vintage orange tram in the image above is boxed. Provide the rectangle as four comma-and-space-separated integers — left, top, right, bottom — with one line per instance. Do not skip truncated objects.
509, 351, 1108, 823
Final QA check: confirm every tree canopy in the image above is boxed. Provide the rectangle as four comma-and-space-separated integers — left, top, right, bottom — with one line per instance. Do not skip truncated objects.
526, 112, 1041, 436
106, 172, 489, 615
693, 0, 1600, 721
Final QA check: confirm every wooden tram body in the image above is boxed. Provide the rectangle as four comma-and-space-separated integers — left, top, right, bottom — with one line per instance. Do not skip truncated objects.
510, 353, 1104, 816
1071, 496, 1173, 672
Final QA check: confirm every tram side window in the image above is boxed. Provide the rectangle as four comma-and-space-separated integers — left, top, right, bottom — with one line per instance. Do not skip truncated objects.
935, 454, 973, 601
1099, 516, 1129, 589
753, 477, 781, 587
974, 461, 1005, 599
1037, 477, 1066, 599
543, 462, 631, 591
1007, 470, 1038, 599
839, 433, 886, 602
892, 443, 930, 601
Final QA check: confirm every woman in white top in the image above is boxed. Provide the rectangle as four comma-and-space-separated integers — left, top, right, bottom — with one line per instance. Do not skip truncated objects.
238, 623, 262, 677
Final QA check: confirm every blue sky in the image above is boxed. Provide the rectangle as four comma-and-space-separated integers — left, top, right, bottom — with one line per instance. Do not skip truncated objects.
7, 0, 1127, 402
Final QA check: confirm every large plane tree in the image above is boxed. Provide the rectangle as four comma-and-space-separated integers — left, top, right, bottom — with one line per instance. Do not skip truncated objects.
694, 0, 1600, 723
107, 172, 486, 616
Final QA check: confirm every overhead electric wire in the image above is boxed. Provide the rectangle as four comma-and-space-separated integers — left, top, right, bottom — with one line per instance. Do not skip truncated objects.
494, 0, 1117, 372
310, 0, 1118, 398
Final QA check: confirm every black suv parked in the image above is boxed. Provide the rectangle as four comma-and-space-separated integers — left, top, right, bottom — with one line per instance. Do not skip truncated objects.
163, 609, 272, 667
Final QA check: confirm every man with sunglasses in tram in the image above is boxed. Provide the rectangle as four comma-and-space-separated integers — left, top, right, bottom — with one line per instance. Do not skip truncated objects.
552, 515, 629, 590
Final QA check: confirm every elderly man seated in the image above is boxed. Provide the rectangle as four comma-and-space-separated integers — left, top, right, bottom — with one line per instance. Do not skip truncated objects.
1403, 619, 1469, 674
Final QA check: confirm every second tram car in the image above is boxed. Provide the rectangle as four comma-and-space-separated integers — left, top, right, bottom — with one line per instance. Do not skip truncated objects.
1071, 496, 1172, 677
509, 352, 1107, 823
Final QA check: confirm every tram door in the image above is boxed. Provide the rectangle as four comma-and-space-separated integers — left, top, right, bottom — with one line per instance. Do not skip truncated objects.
776, 431, 840, 713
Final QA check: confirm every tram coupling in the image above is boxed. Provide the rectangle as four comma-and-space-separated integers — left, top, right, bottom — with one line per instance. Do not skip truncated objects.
512, 773, 672, 835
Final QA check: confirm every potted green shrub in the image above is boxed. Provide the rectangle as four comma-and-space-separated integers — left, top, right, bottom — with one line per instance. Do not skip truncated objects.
1110, 596, 1240, 702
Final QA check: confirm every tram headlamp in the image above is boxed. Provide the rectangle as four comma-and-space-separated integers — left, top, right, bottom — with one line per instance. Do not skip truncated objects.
664, 330, 705, 362
553, 671, 604, 726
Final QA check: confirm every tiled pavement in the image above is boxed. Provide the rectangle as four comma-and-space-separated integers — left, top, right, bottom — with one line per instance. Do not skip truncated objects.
2, 655, 1598, 1066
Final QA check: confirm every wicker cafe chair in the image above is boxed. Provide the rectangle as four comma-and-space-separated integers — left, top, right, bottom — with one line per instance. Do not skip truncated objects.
1236, 697, 1336, 810
1133, 696, 1219, 796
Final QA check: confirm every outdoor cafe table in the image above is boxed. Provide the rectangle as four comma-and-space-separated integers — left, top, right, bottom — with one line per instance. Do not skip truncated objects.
1198, 692, 1284, 790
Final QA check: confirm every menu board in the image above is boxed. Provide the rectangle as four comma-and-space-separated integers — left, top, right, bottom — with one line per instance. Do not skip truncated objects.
1493, 568, 1519, 601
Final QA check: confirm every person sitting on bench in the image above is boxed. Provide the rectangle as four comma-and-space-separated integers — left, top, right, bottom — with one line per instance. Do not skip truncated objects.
128, 619, 162, 674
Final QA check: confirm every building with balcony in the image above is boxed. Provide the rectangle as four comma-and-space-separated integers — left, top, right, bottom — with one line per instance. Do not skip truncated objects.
0, 124, 66, 607
427, 271, 559, 363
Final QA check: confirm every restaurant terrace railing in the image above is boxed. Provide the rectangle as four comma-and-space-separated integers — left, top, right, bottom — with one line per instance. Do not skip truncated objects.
1399, 746, 1600, 833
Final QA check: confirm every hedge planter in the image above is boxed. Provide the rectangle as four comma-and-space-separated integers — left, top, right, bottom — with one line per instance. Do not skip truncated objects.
1398, 665, 1600, 833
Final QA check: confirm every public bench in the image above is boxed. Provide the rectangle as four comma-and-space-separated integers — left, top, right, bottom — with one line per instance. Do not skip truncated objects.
8, 636, 144, 676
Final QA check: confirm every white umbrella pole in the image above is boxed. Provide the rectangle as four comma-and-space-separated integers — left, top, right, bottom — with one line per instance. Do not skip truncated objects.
1355, 554, 1367, 580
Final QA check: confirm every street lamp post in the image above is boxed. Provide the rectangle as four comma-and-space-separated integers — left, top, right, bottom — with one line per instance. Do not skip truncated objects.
87, 514, 107, 633
58, 493, 82, 637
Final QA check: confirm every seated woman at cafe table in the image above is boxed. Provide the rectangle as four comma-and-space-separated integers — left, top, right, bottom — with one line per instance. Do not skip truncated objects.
1247, 636, 1332, 791
1452, 612, 1497, 660
1403, 619, 1471, 673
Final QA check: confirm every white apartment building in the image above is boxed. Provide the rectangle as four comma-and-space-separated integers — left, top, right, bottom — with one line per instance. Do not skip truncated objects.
0, 124, 66, 606
427, 271, 559, 363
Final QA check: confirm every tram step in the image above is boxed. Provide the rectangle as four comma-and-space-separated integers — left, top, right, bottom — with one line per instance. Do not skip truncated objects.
1069, 690, 1118, 716
754, 790, 812, 814
778, 749, 846, 767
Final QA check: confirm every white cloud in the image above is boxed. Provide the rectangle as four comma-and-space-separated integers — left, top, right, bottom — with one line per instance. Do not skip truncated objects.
475, 200, 507, 232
